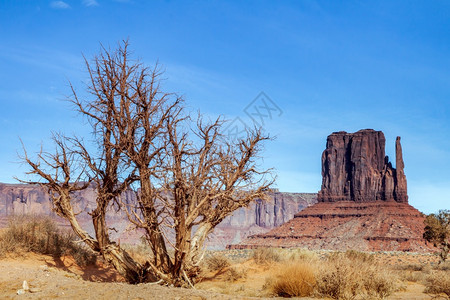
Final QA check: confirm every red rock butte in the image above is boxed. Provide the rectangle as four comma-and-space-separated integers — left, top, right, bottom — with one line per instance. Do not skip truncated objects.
229, 129, 434, 252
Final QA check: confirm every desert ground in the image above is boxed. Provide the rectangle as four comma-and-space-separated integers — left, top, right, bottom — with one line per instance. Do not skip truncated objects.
0, 249, 448, 300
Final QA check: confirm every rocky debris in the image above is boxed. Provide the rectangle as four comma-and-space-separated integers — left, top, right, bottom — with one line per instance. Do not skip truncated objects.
22, 280, 29, 291
16, 289, 25, 295
318, 129, 408, 203
231, 129, 434, 252
17, 280, 36, 295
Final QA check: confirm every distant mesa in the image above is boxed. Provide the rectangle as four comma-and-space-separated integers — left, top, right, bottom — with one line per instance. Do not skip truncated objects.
0, 183, 316, 250
230, 129, 435, 252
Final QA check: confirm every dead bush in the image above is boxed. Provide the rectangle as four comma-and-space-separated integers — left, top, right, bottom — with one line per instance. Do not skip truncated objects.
0, 215, 96, 266
395, 263, 425, 272
364, 269, 398, 299
316, 253, 397, 300
344, 249, 374, 263
252, 248, 281, 265
205, 254, 231, 272
268, 262, 316, 297
399, 270, 427, 283
316, 256, 362, 300
424, 271, 450, 298
225, 267, 247, 282
435, 261, 450, 272
288, 248, 318, 262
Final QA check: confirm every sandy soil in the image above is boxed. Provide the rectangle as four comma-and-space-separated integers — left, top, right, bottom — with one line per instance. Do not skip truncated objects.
0, 252, 441, 300
0, 253, 241, 300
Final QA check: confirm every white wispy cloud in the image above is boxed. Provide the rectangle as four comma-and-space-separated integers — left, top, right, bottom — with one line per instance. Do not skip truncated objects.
82, 0, 99, 7
50, 1, 71, 9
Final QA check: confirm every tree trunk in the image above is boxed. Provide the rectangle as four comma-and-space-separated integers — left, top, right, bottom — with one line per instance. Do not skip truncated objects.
139, 172, 173, 273
103, 244, 147, 283
189, 222, 213, 266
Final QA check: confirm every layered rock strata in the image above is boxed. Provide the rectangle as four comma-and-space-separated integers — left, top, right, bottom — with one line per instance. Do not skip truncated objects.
210, 192, 317, 249
0, 183, 316, 249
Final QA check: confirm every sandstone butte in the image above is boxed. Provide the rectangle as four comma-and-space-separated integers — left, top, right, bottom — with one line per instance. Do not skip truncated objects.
230, 129, 435, 252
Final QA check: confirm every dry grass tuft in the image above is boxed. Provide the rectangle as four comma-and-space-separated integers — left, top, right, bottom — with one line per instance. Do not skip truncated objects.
435, 261, 450, 272
287, 248, 319, 262
424, 271, 450, 298
0, 215, 96, 266
251, 248, 281, 265
267, 262, 316, 297
316, 252, 398, 300
224, 267, 247, 282
344, 249, 375, 263
204, 254, 231, 272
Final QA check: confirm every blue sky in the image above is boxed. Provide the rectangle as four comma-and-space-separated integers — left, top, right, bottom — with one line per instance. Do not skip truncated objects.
0, 0, 449, 213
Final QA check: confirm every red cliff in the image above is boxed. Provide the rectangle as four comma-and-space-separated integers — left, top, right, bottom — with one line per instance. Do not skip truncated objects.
318, 129, 408, 203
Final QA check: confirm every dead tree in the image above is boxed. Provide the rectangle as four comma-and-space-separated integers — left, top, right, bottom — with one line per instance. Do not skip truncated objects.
20, 41, 177, 283
21, 40, 274, 286
123, 114, 274, 285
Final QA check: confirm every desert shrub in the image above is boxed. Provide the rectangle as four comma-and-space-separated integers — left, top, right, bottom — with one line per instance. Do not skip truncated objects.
344, 249, 375, 263
316, 253, 398, 300
399, 270, 427, 283
424, 271, 450, 298
268, 262, 316, 297
316, 255, 363, 300
288, 248, 318, 262
252, 248, 281, 265
394, 263, 425, 271
225, 267, 247, 282
204, 254, 231, 272
0, 215, 96, 266
71, 246, 97, 266
435, 261, 450, 271
364, 269, 398, 299
394, 263, 431, 283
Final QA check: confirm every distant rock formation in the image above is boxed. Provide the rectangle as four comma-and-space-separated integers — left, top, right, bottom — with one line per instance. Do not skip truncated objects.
318, 129, 408, 203
0, 183, 316, 249
232, 129, 434, 252
210, 192, 317, 249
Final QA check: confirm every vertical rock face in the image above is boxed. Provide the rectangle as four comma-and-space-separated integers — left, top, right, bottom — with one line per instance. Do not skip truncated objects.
318, 129, 408, 203
0, 183, 316, 249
